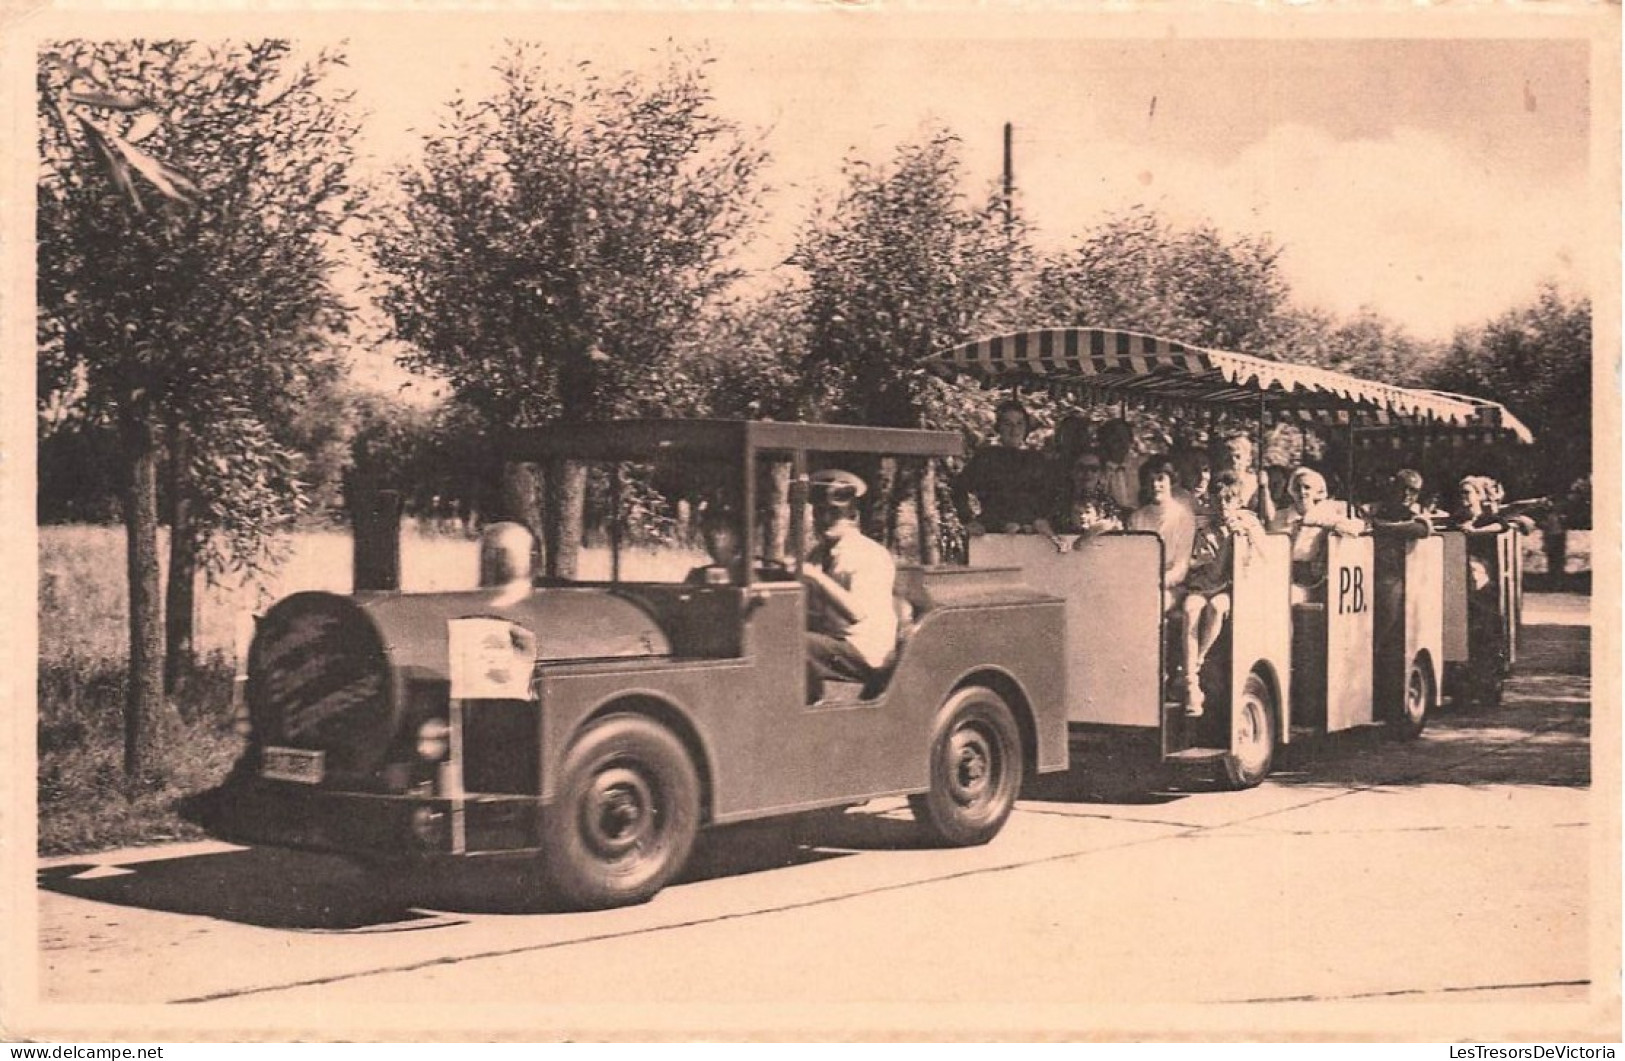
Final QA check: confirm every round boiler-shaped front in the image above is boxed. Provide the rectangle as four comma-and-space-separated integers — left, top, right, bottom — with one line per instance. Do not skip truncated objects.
246, 592, 397, 780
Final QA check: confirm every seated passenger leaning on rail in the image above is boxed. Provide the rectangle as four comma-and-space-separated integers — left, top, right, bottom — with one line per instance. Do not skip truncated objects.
953, 399, 1051, 535
1128, 457, 1197, 613
800, 469, 898, 702
1449, 475, 1520, 684
1365, 469, 1432, 542
1366, 469, 1432, 656
1453, 475, 1537, 537
1180, 472, 1269, 717
1268, 467, 1366, 605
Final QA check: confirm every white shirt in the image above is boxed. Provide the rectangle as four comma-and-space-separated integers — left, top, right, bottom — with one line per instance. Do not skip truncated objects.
808, 528, 898, 668
1270, 499, 1365, 560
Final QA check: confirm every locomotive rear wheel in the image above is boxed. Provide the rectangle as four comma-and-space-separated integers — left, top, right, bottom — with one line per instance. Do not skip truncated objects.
1222, 672, 1276, 790
909, 686, 1024, 847
1389, 657, 1433, 741
542, 714, 700, 910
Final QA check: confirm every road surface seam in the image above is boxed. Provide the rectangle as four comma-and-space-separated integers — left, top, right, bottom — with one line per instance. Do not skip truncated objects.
1223, 978, 1591, 1004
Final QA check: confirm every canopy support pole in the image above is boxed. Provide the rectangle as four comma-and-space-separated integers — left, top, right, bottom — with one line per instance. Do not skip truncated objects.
1346, 421, 1357, 517
1255, 394, 1267, 517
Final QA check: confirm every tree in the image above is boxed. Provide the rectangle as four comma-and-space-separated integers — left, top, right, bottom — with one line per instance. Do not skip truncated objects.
791, 131, 1026, 558
1273, 305, 1440, 386
1427, 283, 1591, 497
369, 44, 766, 576
38, 41, 358, 773
1033, 207, 1294, 354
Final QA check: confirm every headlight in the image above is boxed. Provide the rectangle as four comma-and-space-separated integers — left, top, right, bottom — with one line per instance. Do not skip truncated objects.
416, 718, 451, 761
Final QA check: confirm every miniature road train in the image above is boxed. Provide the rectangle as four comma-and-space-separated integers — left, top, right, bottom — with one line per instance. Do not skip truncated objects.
188, 329, 1531, 909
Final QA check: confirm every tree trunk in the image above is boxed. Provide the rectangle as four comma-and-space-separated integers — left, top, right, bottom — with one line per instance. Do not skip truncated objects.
499, 460, 547, 575
917, 459, 942, 565
867, 457, 899, 548
545, 458, 586, 580
763, 460, 792, 559
163, 429, 196, 693
120, 415, 163, 780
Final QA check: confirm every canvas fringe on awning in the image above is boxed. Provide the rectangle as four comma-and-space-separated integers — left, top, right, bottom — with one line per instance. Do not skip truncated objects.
926, 327, 1527, 438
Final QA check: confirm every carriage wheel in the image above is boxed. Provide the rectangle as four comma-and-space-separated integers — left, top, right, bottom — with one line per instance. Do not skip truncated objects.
1389, 656, 1433, 741
1222, 671, 1276, 790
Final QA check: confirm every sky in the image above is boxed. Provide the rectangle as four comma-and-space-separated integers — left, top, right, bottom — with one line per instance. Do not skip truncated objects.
311, 11, 1599, 348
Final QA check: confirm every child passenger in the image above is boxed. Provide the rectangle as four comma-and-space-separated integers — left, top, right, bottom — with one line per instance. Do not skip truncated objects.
1180, 472, 1268, 716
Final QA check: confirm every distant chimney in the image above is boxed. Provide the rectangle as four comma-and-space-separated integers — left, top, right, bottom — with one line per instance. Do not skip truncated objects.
351, 487, 403, 592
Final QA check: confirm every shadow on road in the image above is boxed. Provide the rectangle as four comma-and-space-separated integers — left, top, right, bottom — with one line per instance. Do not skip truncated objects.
37, 848, 442, 930
37, 812, 877, 925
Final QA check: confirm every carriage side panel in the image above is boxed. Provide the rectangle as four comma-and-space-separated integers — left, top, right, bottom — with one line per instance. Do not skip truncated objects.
1406, 535, 1445, 698
1324, 535, 1376, 732
1441, 531, 1470, 664
971, 533, 1163, 728
1230, 532, 1292, 744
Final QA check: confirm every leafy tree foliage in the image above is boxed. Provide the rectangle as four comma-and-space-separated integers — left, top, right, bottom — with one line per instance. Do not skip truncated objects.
1427, 283, 1591, 498
793, 131, 1025, 430
37, 40, 358, 771
1274, 305, 1440, 387
1032, 206, 1294, 354
788, 131, 1024, 557
370, 45, 766, 573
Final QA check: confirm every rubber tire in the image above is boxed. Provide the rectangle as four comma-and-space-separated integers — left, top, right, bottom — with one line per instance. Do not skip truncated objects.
1388, 656, 1433, 741
1222, 671, 1276, 790
909, 686, 1024, 847
542, 714, 700, 910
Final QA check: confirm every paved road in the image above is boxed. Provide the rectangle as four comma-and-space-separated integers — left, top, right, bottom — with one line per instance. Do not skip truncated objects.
32, 596, 1606, 1038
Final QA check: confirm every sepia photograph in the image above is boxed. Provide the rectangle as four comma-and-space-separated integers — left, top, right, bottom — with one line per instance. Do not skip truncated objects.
3, 0, 1618, 1044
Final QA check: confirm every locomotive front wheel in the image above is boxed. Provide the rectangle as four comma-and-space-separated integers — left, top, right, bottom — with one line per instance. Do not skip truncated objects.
909, 686, 1024, 847
1389, 657, 1433, 741
1222, 671, 1276, 790
542, 714, 700, 910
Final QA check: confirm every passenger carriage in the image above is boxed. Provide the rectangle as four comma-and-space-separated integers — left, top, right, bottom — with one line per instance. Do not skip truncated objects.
1354, 390, 1537, 708
927, 327, 1496, 787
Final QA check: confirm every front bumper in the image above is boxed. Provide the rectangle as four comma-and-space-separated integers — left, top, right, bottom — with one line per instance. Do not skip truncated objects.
180, 774, 544, 860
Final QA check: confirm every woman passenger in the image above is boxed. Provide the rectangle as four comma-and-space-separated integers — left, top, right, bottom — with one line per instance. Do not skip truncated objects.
1128, 457, 1197, 612
1268, 467, 1366, 604
954, 399, 1051, 535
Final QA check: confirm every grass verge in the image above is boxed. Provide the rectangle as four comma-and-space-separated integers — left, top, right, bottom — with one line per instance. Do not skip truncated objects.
38, 653, 243, 856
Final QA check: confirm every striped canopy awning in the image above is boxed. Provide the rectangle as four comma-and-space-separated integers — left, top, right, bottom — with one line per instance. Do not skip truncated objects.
926, 327, 1489, 429
1413, 390, 1535, 444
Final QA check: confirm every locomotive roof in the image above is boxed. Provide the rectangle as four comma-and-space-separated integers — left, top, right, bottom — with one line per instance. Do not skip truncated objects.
506, 419, 965, 463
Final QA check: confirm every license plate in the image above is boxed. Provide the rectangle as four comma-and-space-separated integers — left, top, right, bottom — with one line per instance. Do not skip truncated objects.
262, 746, 325, 784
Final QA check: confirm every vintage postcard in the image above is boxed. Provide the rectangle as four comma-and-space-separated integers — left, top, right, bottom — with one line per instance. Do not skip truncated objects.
3, 0, 1619, 1043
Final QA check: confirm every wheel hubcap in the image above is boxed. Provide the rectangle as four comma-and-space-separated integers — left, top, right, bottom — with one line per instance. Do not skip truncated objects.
948, 726, 993, 806
1406, 669, 1426, 721
1235, 695, 1269, 772
583, 766, 655, 859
